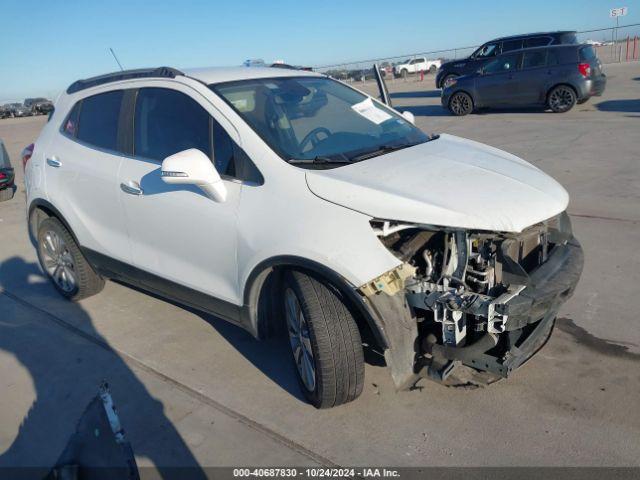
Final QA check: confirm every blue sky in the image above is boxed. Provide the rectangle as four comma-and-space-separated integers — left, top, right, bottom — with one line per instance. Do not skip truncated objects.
1, 0, 638, 101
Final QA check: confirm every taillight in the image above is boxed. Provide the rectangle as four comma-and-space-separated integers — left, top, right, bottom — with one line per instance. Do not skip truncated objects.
0, 172, 6, 180
578, 63, 591, 78
22, 143, 34, 171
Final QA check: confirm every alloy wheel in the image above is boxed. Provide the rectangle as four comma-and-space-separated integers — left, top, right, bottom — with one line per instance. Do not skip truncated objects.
549, 87, 574, 112
284, 288, 316, 392
450, 92, 472, 115
39, 230, 77, 293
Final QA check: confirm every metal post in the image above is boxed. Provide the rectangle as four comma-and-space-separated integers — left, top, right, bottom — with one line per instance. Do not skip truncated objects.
627, 35, 630, 61
634, 36, 638, 60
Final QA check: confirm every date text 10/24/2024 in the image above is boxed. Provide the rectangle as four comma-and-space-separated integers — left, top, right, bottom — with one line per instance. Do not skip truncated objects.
233, 468, 401, 478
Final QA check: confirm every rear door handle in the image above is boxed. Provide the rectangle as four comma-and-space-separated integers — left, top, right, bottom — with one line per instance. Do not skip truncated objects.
120, 181, 143, 196
46, 157, 62, 168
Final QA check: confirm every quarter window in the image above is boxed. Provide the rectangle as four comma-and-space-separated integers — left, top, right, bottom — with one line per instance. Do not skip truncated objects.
76, 90, 123, 151
62, 101, 82, 137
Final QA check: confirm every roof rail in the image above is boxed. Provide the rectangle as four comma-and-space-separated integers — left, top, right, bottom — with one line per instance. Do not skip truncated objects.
66, 67, 184, 94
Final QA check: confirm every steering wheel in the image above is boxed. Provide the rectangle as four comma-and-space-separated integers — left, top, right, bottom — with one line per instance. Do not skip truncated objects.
299, 127, 332, 151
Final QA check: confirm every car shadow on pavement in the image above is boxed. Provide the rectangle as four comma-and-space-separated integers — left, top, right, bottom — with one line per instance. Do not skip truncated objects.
595, 99, 640, 113
0, 257, 206, 478
390, 90, 441, 99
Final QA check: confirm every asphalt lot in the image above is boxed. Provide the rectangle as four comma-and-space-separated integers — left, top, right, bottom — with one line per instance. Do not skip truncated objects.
1, 62, 639, 470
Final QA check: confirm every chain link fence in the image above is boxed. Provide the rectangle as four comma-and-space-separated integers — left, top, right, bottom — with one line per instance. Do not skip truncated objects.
315, 23, 640, 86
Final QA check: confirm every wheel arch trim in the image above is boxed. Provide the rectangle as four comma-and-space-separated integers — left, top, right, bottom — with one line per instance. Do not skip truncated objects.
242, 255, 390, 350
28, 198, 79, 247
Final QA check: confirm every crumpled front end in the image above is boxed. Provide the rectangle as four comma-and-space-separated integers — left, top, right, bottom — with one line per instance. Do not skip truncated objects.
359, 211, 584, 389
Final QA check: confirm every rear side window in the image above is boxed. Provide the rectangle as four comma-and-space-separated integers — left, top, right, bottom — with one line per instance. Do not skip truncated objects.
547, 50, 560, 66
579, 46, 597, 62
525, 37, 551, 48
522, 50, 547, 69
502, 39, 524, 52
134, 88, 211, 162
76, 90, 123, 151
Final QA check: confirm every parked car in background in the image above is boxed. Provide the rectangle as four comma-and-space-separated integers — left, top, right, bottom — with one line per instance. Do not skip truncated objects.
436, 31, 578, 88
14, 104, 32, 117
25, 65, 582, 408
442, 44, 606, 115
0, 105, 10, 119
379, 62, 393, 77
0, 139, 15, 201
32, 99, 54, 115
394, 57, 442, 78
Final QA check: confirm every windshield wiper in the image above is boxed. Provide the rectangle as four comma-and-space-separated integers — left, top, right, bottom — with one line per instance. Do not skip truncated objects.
349, 143, 414, 162
288, 156, 351, 165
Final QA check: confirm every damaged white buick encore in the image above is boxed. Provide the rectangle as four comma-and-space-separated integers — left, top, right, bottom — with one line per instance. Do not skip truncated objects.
24, 66, 583, 408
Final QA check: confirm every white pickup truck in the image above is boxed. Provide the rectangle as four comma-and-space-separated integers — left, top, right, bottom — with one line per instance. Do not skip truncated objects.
393, 57, 442, 78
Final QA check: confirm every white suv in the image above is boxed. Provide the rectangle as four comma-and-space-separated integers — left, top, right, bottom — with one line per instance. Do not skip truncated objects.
24, 66, 583, 408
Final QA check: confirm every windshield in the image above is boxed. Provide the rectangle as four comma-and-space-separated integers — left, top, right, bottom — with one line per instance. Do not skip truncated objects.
212, 76, 431, 164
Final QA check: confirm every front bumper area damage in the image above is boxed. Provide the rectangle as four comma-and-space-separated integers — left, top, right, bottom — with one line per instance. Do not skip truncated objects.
359, 212, 584, 389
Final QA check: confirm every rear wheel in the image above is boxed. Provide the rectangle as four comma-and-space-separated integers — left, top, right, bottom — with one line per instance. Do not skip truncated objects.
401, 69, 408, 79
449, 91, 473, 116
548, 85, 576, 113
282, 270, 364, 408
36, 217, 105, 301
429, 64, 437, 74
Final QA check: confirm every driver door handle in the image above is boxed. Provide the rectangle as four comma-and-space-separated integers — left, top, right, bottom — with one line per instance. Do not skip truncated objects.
46, 157, 62, 168
120, 181, 143, 196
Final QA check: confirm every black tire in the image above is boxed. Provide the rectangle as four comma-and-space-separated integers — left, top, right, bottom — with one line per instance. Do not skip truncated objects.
547, 85, 576, 113
36, 217, 105, 301
282, 270, 364, 408
0, 187, 14, 202
448, 91, 473, 116
577, 97, 590, 105
400, 69, 408, 79
441, 73, 458, 89
429, 64, 437, 74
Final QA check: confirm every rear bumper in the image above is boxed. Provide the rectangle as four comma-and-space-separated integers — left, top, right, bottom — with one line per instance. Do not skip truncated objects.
578, 75, 607, 99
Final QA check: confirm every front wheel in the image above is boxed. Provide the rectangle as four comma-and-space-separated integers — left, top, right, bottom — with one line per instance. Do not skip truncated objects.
548, 85, 576, 113
449, 91, 473, 116
429, 64, 437, 74
282, 270, 364, 409
400, 69, 408, 79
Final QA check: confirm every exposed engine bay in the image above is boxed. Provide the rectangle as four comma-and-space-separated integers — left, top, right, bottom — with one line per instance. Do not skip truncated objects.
360, 212, 583, 388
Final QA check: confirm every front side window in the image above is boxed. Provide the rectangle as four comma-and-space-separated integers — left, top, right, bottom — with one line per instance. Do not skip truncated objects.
134, 88, 211, 161
474, 43, 499, 58
76, 90, 123, 151
212, 76, 431, 165
502, 39, 524, 52
522, 50, 547, 69
483, 54, 519, 74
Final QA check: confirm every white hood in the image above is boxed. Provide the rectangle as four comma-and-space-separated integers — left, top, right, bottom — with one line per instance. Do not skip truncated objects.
305, 133, 569, 233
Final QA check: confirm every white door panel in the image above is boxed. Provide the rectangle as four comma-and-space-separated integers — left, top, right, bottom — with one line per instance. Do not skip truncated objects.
47, 136, 129, 261
119, 157, 242, 304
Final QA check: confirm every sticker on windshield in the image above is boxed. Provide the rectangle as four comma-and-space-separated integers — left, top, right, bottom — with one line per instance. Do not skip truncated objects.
351, 97, 392, 125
